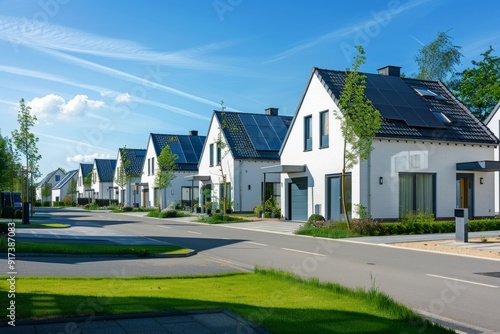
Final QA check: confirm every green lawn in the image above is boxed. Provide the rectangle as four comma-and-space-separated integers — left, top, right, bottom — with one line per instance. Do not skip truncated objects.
14, 223, 70, 228
0, 268, 451, 333
0, 238, 190, 256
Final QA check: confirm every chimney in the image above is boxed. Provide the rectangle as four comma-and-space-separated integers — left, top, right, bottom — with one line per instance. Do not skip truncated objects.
189, 130, 198, 136
265, 107, 279, 116
377, 66, 401, 77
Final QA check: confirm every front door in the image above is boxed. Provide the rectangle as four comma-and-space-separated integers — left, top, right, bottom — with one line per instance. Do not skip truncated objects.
456, 174, 473, 219
327, 174, 351, 221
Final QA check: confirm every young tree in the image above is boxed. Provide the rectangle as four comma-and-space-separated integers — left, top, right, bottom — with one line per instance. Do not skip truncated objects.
114, 147, 132, 205
335, 46, 382, 229
0, 132, 10, 190
68, 177, 77, 204
11, 98, 41, 223
83, 173, 92, 202
449, 46, 500, 121
41, 182, 52, 203
415, 31, 463, 82
154, 144, 178, 211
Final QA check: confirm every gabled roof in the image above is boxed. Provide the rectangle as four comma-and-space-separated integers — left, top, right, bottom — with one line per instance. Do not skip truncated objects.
79, 163, 93, 178
94, 159, 117, 182
52, 169, 78, 190
118, 148, 146, 176
313, 67, 498, 144
37, 168, 65, 186
213, 111, 293, 160
484, 100, 500, 125
150, 133, 206, 171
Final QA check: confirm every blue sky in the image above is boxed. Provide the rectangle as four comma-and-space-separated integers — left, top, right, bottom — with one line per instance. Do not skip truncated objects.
0, 0, 499, 179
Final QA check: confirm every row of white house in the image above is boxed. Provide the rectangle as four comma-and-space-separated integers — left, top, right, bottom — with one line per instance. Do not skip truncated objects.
39, 65, 500, 220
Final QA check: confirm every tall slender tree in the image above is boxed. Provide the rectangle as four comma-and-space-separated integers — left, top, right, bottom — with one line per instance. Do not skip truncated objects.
114, 147, 132, 205
154, 144, 178, 210
11, 98, 41, 223
335, 46, 382, 229
415, 31, 463, 82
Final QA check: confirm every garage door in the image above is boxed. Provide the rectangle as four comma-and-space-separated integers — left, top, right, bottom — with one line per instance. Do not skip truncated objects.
289, 177, 308, 221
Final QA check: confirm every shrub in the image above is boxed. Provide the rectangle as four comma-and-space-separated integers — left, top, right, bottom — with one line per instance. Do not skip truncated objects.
0, 223, 8, 234
160, 208, 177, 218
146, 210, 160, 218
121, 206, 133, 212
14, 210, 22, 219
1, 206, 15, 218
62, 196, 73, 206
308, 214, 325, 224
400, 210, 435, 224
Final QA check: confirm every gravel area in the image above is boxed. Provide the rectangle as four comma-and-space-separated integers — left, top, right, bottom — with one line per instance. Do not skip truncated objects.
393, 236, 500, 259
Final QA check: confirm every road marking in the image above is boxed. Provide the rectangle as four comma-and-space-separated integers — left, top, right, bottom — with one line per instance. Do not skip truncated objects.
245, 241, 268, 246
187, 231, 201, 235
157, 226, 171, 229
426, 274, 499, 288
282, 248, 326, 257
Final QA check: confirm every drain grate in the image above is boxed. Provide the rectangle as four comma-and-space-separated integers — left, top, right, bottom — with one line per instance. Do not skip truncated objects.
475, 272, 500, 278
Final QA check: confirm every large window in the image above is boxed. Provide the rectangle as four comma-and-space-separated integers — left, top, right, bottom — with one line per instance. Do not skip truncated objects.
320, 111, 329, 148
304, 115, 312, 151
399, 173, 435, 216
209, 143, 214, 166
216, 143, 222, 165
264, 182, 281, 207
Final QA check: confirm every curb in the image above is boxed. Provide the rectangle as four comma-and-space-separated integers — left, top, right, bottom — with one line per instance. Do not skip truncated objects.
0, 249, 197, 258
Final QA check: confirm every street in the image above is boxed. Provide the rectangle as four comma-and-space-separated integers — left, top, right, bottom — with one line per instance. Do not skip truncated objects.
5, 208, 500, 333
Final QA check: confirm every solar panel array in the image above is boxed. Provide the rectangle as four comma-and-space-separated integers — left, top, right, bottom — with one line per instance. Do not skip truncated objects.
363, 73, 447, 129
239, 113, 289, 151
151, 134, 206, 170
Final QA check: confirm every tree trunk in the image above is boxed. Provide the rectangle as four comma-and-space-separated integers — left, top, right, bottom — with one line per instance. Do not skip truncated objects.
342, 138, 351, 230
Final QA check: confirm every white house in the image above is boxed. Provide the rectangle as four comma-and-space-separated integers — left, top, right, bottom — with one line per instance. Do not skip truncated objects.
51, 169, 78, 203
76, 163, 93, 202
485, 100, 500, 215
274, 66, 499, 221
90, 159, 117, 200
195, 108, 292, 213
36, 168, 66, 201
113, 147, 146, 207
141, 131, 205, 209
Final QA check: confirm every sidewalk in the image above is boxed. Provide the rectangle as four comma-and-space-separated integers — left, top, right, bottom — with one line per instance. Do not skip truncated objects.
0, 309, 269, 334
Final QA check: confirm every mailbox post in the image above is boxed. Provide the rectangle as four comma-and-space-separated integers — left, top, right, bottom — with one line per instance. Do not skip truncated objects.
455, 208, 468, 242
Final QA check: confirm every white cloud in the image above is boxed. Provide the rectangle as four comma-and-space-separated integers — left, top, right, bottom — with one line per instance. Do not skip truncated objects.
28, 94, 105, 120
115, 92, 132, 103
66, 153, 111, 163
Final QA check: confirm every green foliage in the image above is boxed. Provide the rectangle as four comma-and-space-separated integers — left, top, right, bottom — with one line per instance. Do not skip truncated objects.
14, 209, 22, 219
354, 203, 369, 219
154, 144, 178, 210
83, 202, 100, 210
308, 214, 326, 224
160, 208, 177, 218
415, 31, 463, 81
0, 223, 7, 234
146, 210, 160, 217
11, 98, 42, 189
254, 196, 281, 218
449, 46, 500, 121
296, 220, 359, 238
62, 195, 73, 206
121, 206, 133, 212
1, 205, 15, 218
41, 182, 52, 202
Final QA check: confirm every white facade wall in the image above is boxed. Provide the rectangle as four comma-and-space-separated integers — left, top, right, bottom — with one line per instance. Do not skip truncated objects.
198, 116, 282, 212
486, 109, 500, 214
36, 169, 66, 201
76, 168, 92, 199
280, 73, 496, 220
90, 164, 114, 200
51, 174, 77, 203
113, 153, 142, 206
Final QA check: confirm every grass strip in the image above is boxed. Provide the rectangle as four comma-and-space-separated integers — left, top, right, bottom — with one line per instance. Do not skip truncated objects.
0, 238, 189, 256
0, 268, 451, 333
13, 223, 70, 228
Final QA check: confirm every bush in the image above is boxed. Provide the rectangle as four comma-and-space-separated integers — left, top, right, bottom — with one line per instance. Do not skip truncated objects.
14, 210, 22, 219
159, 209, 177, 218
146, 210, 160, 217
0, 223, 8, 234
62, 196, 73, 206
1, 206, 15, 218
121, 206, 133, 212
308, 214, 325, 224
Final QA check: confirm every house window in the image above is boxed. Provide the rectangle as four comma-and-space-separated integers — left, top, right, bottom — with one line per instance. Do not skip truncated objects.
216, 143, 222, 165
209, 143, 214, 167
399, 173, 435, 217
151, 157, 155, 175
320, 111, 329, 148
55, 175, 61, 182
304, 115, 312, 151
218, 183, 232, 211
264, 182, 281, 207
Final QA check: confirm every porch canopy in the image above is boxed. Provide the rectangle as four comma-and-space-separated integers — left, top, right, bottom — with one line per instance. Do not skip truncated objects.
456, 160, 500, 172
183, 175, 211, 209
261, 165, 306, 174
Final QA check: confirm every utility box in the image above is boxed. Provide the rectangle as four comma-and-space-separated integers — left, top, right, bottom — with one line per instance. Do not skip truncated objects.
455, 208, 468, 242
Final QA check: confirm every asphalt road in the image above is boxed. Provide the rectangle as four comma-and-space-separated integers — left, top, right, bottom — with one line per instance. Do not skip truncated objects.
5, 208, 500, 333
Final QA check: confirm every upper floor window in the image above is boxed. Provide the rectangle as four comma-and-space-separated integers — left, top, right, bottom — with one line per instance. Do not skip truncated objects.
209, 143, 214, 167
151, 157, 155, 175
304, 115, 312, 151
216, 143, 222, 165
55, 175, 61, 182
320, 111, 329, 148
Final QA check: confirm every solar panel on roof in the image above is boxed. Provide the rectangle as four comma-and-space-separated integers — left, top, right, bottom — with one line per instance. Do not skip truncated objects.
135, 150, 146, 157
373, 104, 405, 121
